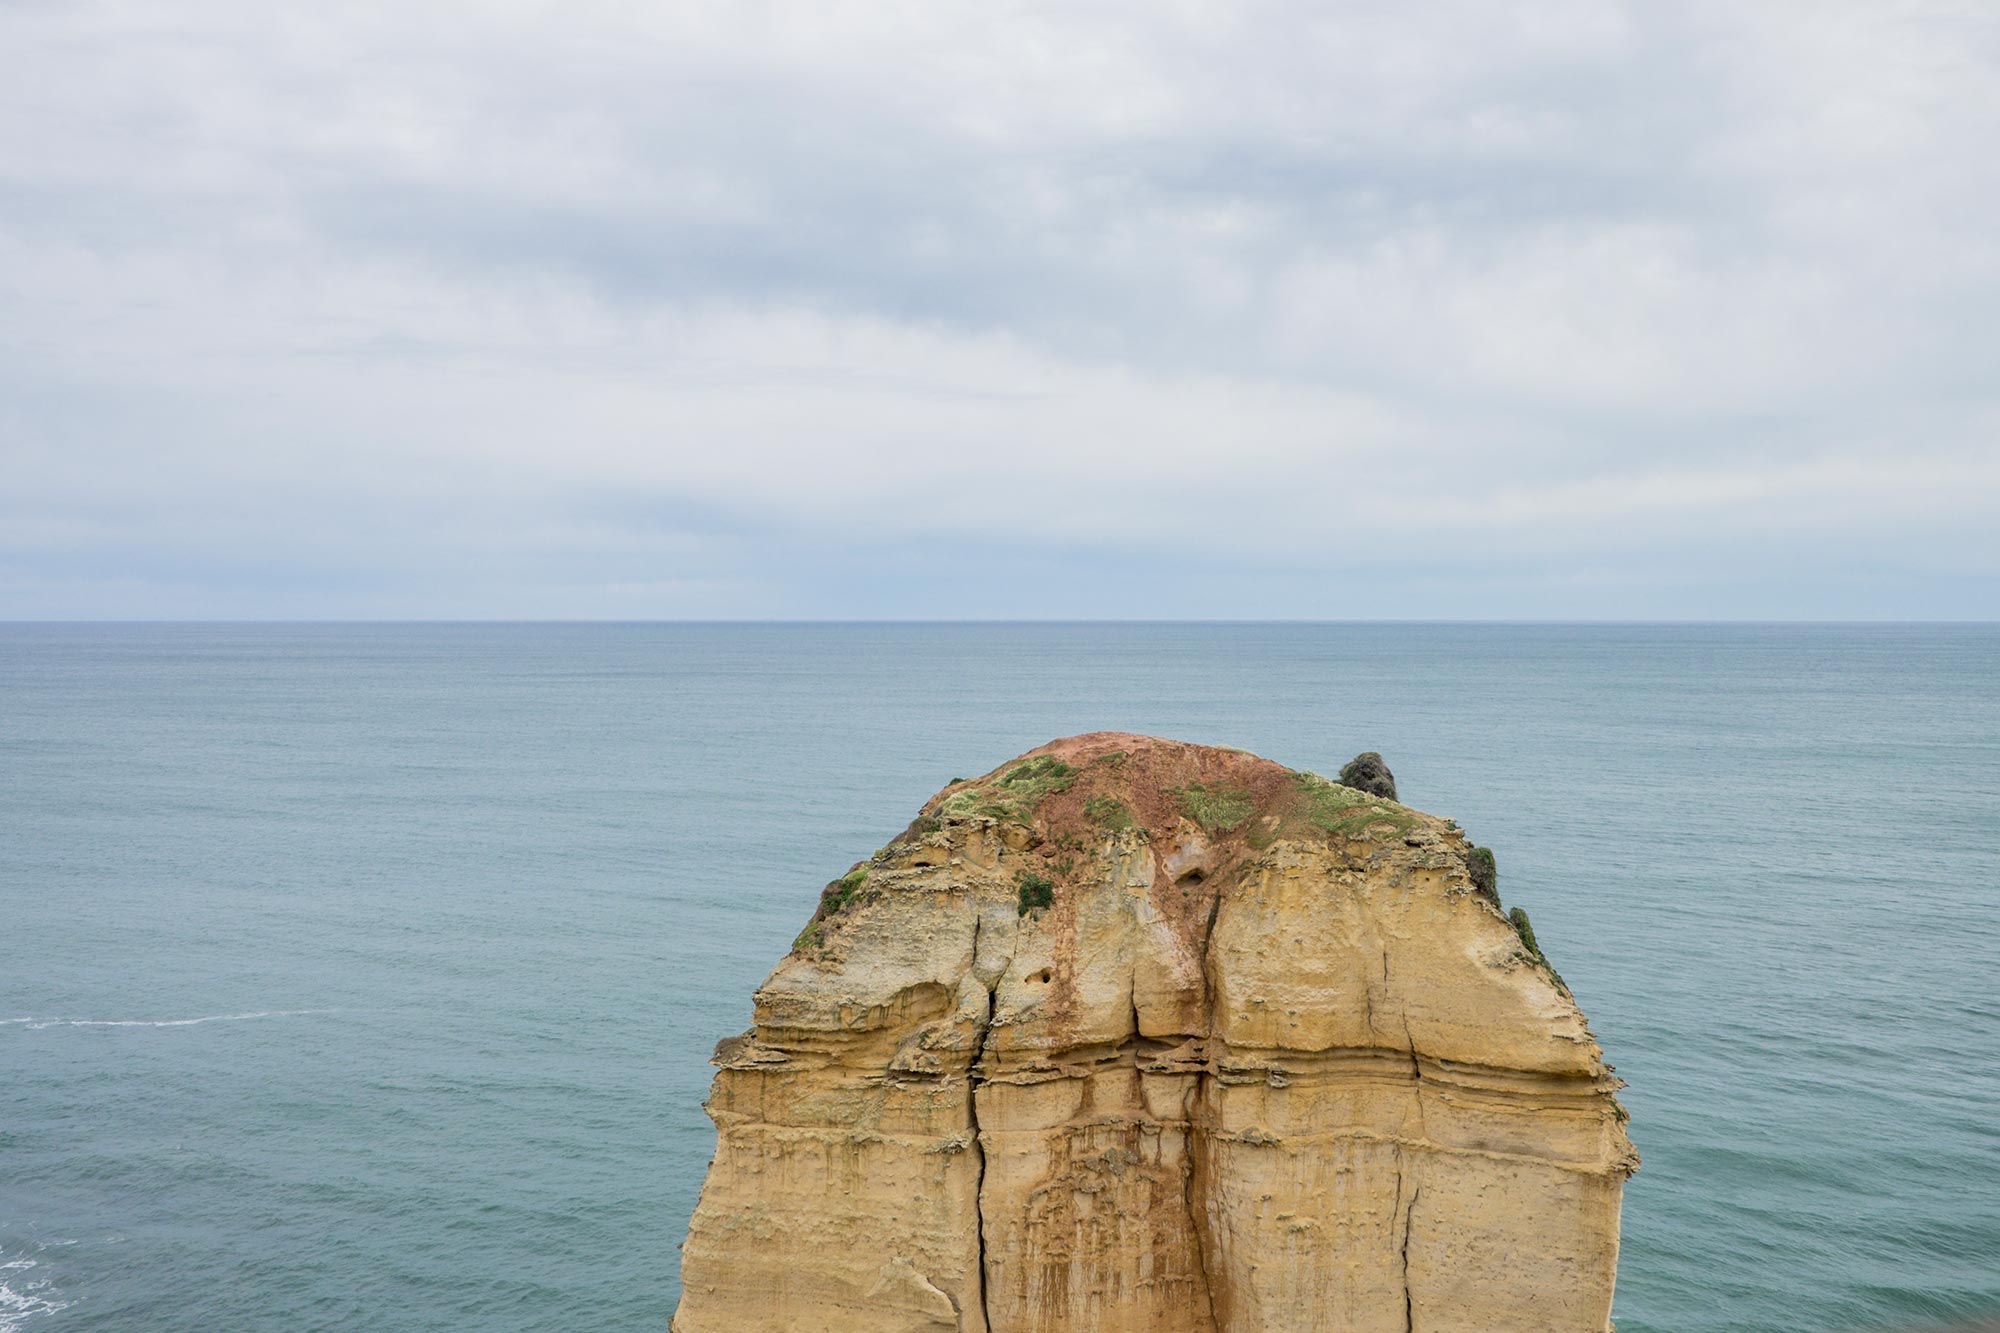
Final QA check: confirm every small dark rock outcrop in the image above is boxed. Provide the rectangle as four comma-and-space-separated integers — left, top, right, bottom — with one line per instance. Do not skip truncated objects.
1337, 751, 1398, 801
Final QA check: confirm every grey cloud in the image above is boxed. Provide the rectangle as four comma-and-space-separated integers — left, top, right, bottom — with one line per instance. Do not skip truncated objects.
0, 0, 1996, 617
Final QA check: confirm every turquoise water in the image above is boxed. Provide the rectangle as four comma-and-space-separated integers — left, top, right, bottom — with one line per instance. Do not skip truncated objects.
2, 623, 1996, 1332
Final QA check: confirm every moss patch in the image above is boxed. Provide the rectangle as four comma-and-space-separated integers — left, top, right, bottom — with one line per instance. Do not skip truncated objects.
1245, 814, 1282, 851
820, 865, 871, 915
1015, 870, 1055, 917
1003, 755, 1076, 789
792, 865, 874, 953
1175, 784, 1256, 833
938, 755, 1076, 825
1466, 846, 1498, 903
1084, 795, 1134, 832
1509, 906, 1539, 953
1291, 771, 1419, 839
1509, 906, 1567, 992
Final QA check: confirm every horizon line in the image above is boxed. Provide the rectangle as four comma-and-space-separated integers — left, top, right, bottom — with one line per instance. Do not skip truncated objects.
4, 617, 1997, 628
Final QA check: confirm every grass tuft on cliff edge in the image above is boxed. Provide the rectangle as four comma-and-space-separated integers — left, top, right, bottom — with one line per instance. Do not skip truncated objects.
937, 755, 1076, 825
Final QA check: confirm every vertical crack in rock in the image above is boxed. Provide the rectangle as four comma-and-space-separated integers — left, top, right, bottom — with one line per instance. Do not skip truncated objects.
1389, 1141, 1418, 1333
1401, 1014, 1428, 1137
1182, 1092, 1218, 1330
968, 1063, 990, 1333
1186, 881, 1223, 1331
968, 908, 996, 1333
1366, 946, 1388, 1040
1400, 1185, 1421, 1333
1390, 1156, 1405, 1245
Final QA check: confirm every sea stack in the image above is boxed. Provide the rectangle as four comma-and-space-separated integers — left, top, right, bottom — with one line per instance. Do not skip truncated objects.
672, 734, 1636, 1332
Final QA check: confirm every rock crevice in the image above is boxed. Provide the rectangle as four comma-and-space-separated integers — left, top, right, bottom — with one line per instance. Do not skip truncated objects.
673, 734, 1635, 1333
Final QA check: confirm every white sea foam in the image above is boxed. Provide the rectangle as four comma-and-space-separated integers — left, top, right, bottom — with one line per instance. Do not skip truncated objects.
0, 1255, 71, 1332
9, 1009, 337, 1030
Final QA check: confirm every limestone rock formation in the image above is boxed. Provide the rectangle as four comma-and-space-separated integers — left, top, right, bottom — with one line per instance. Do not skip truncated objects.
672, 734, 1636, 1333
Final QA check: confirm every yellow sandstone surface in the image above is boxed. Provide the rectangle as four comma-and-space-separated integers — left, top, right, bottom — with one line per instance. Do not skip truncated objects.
671, 734, 1636, 1332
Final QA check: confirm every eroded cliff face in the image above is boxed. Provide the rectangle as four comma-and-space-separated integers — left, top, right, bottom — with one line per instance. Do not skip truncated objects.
671, 734, 1636, 1333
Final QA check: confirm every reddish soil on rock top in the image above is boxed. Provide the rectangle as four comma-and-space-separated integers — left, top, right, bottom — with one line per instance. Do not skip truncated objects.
920, 733, 1433, 947
1017, 732, 1300, 845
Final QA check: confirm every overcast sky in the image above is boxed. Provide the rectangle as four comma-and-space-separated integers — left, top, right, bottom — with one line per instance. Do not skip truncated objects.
3, 1, 1996, 619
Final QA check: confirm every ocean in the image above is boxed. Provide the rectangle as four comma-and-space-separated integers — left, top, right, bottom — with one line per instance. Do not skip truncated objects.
2, 622, 1996, 1332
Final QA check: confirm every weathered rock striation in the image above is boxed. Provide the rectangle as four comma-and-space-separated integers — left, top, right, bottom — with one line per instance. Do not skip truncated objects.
672, 734, 1636, 1332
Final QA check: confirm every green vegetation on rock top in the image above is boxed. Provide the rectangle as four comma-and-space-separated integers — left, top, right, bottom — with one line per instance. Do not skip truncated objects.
1175, 784, 1256, 833
937, 754, 1076, 825
1084, 795, 1134, 831
792, 865, 874, 953
1003, 755, 1075, 787
1291, 771, 1419, 839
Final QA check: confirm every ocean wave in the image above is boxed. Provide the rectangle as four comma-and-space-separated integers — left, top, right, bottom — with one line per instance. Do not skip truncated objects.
5, 1009, 337, 1031
0, 1255, 70, 1332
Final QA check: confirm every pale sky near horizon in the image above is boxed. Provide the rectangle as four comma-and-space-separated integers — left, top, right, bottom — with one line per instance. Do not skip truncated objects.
3, 1, 1997, 619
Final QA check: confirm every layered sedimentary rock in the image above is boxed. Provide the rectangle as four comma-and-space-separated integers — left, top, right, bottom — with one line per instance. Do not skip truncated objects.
672, 734, 1636, 1332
